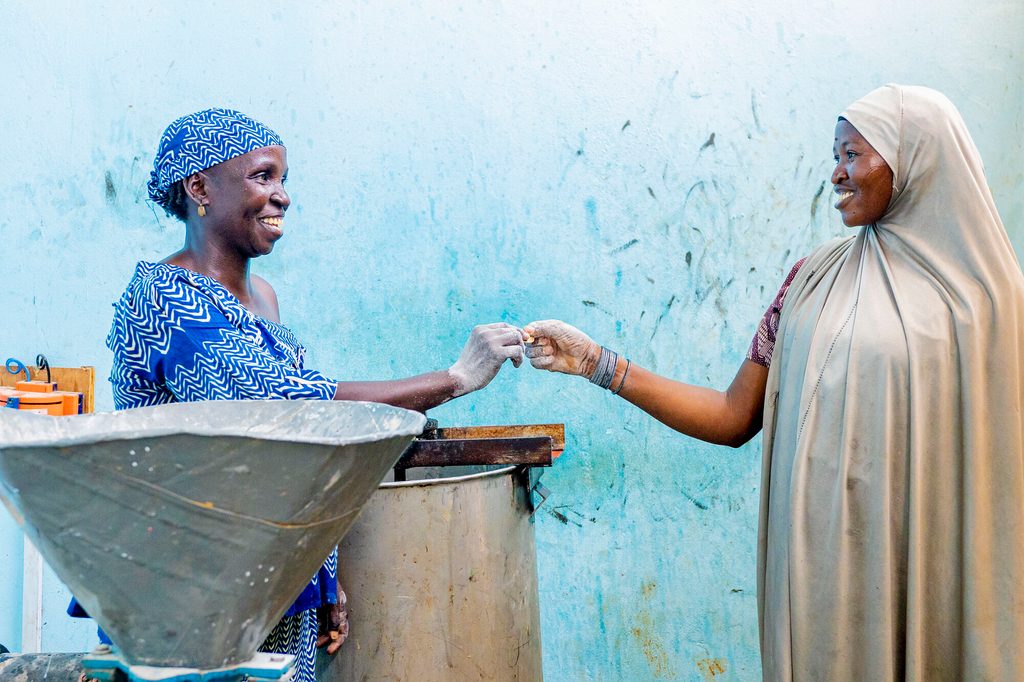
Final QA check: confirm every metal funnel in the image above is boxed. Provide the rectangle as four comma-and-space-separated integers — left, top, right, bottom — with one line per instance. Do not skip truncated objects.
0, 400, 425, 670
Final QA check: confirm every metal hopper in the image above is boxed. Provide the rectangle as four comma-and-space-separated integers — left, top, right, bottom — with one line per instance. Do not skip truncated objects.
0, 400, 425, 672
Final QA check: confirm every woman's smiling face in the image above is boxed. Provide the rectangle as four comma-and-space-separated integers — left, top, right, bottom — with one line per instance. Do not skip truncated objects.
831, 119, 893, 227
202, 145, 291, 256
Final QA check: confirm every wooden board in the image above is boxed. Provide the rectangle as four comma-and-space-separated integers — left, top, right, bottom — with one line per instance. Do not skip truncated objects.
397, 436, 554, 469
0, 366, 96, 414
423, 424, 565, 457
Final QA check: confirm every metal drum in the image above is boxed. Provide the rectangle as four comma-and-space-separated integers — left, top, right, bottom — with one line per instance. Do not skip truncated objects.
317, 465, 543, 682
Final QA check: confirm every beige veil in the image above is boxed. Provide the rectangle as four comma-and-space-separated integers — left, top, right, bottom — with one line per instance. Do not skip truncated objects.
758, 85, 1024, 680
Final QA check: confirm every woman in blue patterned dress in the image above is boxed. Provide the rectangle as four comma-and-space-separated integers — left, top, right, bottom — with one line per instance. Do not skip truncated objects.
71, 109, 525, 682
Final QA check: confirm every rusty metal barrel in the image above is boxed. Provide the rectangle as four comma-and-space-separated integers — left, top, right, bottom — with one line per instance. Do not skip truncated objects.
316, 465, 544, 682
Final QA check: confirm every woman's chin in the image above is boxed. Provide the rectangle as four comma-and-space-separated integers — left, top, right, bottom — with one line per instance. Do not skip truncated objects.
259, 233, 284, 255
249, 241, 278, 258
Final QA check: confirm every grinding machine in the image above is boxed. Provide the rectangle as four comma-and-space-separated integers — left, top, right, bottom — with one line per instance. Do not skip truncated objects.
0, 400, 426, 681
0, 402, 562, 681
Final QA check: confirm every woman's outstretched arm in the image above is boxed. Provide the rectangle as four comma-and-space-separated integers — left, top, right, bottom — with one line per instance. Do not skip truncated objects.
332, 371, 461, 414
525, 320, 768, 448
333, 322, 525, 413
614, 358, 767, 447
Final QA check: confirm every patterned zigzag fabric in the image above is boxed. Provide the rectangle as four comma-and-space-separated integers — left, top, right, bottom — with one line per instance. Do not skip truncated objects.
105, 260, 339, 614
259, 609, 319, 682
71, 261, 340, 681
147, 108, 284, 208
107, 261, 337, 411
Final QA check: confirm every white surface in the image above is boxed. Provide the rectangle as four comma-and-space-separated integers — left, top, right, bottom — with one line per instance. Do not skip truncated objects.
20, 537, 42, 653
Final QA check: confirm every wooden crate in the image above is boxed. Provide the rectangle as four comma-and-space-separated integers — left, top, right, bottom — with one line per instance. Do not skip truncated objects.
0, 366, 96, 414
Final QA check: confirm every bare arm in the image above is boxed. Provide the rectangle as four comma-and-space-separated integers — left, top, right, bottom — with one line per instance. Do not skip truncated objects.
332, 371, 459, 413
262, 286, 522, 412
612, 357, 767, 447
525, 320, 767, 448
332, 323, 525, 413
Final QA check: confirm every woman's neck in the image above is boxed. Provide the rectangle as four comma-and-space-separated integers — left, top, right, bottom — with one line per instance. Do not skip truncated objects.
163, 242, 254, 307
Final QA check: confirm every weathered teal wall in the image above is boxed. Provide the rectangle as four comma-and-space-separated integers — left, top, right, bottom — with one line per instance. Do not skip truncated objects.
1, 1, 1021, 678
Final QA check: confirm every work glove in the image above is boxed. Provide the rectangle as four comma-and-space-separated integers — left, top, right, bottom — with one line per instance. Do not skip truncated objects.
523, 320, 601, 378
448, 323, 525, 397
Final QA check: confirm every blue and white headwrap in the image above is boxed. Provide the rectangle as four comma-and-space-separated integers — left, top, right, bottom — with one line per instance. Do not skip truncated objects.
147, 108, 284, 208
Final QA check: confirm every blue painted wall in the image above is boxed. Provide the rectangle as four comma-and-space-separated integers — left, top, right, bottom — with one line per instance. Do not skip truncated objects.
1, 1, 1021, 678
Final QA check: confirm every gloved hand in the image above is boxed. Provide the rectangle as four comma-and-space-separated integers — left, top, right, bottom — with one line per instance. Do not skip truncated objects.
448, 323, 525, 397
523, 320, 601, 377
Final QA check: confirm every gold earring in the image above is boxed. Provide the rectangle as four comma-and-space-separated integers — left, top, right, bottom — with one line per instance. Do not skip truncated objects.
198, 204, 207, 217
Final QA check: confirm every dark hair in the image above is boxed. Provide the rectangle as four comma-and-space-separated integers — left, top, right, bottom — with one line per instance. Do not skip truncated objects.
164, 181, 189, 221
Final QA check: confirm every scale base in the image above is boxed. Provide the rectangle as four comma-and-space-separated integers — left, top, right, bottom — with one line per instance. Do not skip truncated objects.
82, 647, 295, 682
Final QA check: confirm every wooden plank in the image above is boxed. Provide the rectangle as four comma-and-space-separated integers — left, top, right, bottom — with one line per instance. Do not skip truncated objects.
424, 424, 565, 457
0, 366, 95, 414
397, 436, 553, 469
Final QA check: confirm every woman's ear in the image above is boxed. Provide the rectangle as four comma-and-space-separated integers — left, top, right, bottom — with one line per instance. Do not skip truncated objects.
182, 171, 210, 208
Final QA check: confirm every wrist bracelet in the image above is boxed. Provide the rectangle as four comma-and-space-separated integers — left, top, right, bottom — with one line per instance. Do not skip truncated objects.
588, 346, 618, 390
611, 358, 631, 395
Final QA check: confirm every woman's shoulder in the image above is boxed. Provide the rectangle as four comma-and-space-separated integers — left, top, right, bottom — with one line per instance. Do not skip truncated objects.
125, 260, 194, 288
250, 274, 281, 322
783, 257, 807, 283
117, 261, 214, 312
801, 235, 857, 271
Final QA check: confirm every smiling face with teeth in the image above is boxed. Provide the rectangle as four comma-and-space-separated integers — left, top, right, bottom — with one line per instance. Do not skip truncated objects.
831, 119, 893, 227
184, 145, 291, 258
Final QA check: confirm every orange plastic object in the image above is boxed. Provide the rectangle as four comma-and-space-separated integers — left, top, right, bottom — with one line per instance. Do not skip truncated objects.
15, 380, 58, 393
6, 393, 64, 416
0, 387, 18, 407
61, 392, 83, 415
4, 389, 83, 415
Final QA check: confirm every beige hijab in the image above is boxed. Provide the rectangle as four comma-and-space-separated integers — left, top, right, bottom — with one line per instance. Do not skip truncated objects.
759, 84, 1024, 680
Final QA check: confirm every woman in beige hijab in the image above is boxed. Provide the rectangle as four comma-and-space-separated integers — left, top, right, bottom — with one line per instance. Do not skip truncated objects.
526, 85, 1024, 680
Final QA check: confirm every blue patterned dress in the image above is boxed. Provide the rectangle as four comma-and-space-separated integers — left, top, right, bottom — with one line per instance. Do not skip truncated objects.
71, 261, 340, 681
